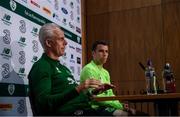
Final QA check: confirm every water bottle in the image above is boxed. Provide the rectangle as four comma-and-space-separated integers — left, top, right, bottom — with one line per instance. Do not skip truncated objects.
162, 63, 176, 93
145, 60, 157, 95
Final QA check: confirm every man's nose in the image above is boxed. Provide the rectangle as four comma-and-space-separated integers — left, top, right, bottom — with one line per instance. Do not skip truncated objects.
103, 51, 108, 55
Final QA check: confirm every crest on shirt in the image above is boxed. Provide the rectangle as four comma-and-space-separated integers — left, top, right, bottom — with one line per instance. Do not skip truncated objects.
67, 77, 76, 84
56, 67, 61, 73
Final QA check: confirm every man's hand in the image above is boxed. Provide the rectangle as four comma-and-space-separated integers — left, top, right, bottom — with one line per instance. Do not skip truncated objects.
76, 79, 102, 93
91, 83, 115, 95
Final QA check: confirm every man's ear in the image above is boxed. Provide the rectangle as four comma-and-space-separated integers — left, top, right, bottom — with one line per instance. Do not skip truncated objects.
92, 51, 95, 57
45, 39, 51, 48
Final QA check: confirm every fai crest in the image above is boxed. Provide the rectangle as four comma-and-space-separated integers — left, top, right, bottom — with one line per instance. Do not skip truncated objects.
8, 84, 15, 95
10, 0, 17, 11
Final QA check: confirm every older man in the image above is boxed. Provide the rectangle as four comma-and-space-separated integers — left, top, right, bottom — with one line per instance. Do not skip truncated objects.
28, 23, 113, 116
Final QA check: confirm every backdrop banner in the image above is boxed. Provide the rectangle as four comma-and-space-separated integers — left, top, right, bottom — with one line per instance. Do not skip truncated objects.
0, 0, 82, 116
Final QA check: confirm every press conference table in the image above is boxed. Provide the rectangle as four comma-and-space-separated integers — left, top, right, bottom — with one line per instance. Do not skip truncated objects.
93, 93, 180, 116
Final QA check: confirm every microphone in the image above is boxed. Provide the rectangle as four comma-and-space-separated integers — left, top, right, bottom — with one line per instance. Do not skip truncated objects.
138, 62, 146, 71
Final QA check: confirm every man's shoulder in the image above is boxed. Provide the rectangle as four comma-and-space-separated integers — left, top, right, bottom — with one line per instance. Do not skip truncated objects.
28, 57, 52, 77
33, 57, 51, 69
102, 68, 109, 75
82, 61, 95, 70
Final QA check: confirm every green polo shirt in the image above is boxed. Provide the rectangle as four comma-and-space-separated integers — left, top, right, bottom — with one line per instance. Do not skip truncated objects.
28, 53, 91, 115
80, 60, 124, 111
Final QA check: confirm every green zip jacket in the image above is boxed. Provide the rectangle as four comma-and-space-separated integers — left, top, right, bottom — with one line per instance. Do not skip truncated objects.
80, 60, 124, 111
28, 53, 91, 115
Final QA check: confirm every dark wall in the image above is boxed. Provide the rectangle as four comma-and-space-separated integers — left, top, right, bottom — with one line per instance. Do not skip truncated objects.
85, 0, 180, 95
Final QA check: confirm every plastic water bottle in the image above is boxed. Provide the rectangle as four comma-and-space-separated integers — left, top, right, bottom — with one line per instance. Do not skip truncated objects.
162, 63, 176, 93
145, 60, 157, 95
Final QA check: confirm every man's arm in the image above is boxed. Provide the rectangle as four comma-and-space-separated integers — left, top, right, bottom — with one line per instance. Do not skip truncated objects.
80, 66, 124, 109
29, 63, 80, 109
80, 66, 95, 83
29, 62, 103, 110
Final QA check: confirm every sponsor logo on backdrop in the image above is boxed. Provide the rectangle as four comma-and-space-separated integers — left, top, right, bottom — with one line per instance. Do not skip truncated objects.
77, 66, 80, 75
0, 104, 13, 110
19, 51, 26, 65
69, 45, 75, 50
61, 7, 68, 15
30, 0, 40, 8
62, 18, 67, 25
21, 0, 27, 3
77, 16, 80, 23
69, 22, 75, 29
1, 63, 10, 79
77, 6, 80, 15
8, 84, 15, 95
70, 2, 74, 9
19, 20, 26, 33
17, 99, 25, 114
62, 52, 67, 60
54, 0, 59, 10
10, 0, 17, 11
70, 66, 75, 73
53, 13, 60, 22
76, 47, 82, 54
63, 0, 67, 5
46, 0, 52, 4
31, 27, 39, 37
43, 7, 51, 15
18, 37, 26, 47
71, 54, 74, 59
70, 11, 74, 20
77, 57, 81, 64
1, 14, 12, 25
76, 27, 81, 34
17, 67, 26, 78
31, 55, 38, 63
1, 47, 12, 59
76, 0, 80, 4
62, 62, 67, 66
77, 36, 81, 43
19, 68, 25, 74
3, 29, 11, 44
32, 40, 39, 53
24, 10, 46, 24
64, 63, 67, 66
70, 54, 75, 63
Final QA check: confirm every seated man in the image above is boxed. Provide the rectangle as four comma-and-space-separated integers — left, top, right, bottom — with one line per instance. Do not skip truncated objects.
80, 40, 146, 116
28, 23, 115, 116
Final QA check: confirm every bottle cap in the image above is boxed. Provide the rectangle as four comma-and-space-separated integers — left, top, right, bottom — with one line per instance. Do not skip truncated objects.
164, 63, 170, 69
147, 59, 152, 66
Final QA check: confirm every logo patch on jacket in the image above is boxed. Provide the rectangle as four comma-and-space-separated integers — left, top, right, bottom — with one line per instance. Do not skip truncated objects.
67, 77, 76, 84
56, 67, 61, 73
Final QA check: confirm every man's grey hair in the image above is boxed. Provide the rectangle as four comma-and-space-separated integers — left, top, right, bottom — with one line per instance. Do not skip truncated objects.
39, 23, 60, 49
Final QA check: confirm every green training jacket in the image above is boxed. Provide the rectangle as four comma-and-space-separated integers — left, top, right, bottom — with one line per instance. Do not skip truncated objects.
28, 53, 91, 115
80, 60, 124, 112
